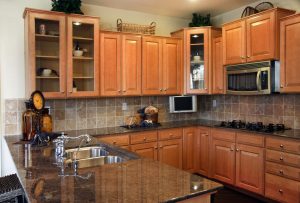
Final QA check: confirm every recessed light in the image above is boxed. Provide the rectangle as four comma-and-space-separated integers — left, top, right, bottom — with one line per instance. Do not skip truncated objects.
73, 22, 82, 26
192, 35, 199, 38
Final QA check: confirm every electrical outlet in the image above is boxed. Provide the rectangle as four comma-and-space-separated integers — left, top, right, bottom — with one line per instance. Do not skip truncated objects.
122, 102, 128, 111
212, 100, 217, 108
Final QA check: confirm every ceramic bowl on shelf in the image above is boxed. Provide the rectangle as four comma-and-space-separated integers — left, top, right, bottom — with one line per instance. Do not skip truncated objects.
73, 50, 83, 57
42, 69, 52, 76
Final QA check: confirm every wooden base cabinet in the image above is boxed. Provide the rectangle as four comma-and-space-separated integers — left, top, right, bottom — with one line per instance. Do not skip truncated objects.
196, 127, 210, 176
212, 37, 224, 94
158, 139, 183, 169
183, 127, 198, 172
131, 142, 158, 160
235, 144, 264, 195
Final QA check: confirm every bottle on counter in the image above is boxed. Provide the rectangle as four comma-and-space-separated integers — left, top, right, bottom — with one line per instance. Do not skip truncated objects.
41, 108, 52, 133
22, 101, 37, 141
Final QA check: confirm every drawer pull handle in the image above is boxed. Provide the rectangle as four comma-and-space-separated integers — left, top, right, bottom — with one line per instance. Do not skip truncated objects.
236, 149, 239, 152
113, 141, 116, 144
280, 157, 284, 161
143, 137, 146, 141
154, 146, 158, 150
279, 170, 284, 175
279, 189, 283, 193
159, 146, 163, 148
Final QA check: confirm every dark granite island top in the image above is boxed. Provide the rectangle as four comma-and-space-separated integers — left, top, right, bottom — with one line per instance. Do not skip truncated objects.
4, 135, 222, 203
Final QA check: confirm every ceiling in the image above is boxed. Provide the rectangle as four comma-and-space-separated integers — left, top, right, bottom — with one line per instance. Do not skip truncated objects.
83, 0, 259, 19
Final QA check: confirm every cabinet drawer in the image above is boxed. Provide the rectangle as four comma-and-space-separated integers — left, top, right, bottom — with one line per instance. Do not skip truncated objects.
266, 137, 300, 155
130, 131, 158, 144
98, 134, 129, 146
265, 173, 300, 203
266, 149, 300, 168
266, 161, 300, 181
211, 128, 236, 142
158, 128, 182, 140
236, 132, 264, 147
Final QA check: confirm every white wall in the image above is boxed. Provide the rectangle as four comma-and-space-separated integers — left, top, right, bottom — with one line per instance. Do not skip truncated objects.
212, 0, 300, 26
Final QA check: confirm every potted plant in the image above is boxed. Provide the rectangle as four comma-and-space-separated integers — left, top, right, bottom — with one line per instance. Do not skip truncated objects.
51, 0, 84, 14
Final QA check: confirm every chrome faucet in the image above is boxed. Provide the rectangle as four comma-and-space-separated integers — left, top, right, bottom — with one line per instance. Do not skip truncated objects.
53, 133, 92, 159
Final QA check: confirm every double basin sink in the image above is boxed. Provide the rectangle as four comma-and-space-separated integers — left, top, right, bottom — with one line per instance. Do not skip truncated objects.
64, 146, 124, 169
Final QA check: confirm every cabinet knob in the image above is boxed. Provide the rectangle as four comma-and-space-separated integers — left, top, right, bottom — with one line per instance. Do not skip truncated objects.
68, 91, 72, 93
159, 146, 163, 148
204, 87, 207, 90
113, 141, 117, 145
247, 55, 250, 58
159, 89, 163, 92
154, 146, 158, 150
280, 157, 284, 161
61, 90, 65, 93
280, 144, 284, 149
280, 85, 284, 88
236, 149, 239, 152
241, 56, 246, 59
123, 90, 126, 93
278, 189, 283, 193
118, 90, 121, 93
163, 89, 167, 91
218, 87, 222, 90
279, 170, 284, 174
143, 137, 146, 141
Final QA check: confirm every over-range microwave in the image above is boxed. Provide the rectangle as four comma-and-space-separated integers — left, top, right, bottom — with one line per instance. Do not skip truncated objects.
226, 61, 280, 95
169, 96, 197, 113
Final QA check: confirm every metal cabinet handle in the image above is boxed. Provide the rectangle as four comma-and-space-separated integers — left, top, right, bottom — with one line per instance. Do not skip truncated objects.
278, 189, 283, 193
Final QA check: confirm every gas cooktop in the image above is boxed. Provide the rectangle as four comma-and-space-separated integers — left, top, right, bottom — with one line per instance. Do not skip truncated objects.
217, 120, 291, 133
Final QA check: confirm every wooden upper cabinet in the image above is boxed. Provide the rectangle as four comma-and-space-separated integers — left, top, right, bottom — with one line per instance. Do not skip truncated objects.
223, 8, 295, 65
211, 139, 235, 185
24, 9, 67, 99
280, 13, 300, 93
122, 34, 142, 96
158, 139, 183, 169
142, 36, 181, 95
100, 33, 141, 96
67, 15, 100, 97
162, 38, 182, 95
235, 144, 264, 195
212, 37, 224, 94
246, 11, 275, 62
222, 20, 246, 65
142, 36, 163, 95
100, 32, 121, 96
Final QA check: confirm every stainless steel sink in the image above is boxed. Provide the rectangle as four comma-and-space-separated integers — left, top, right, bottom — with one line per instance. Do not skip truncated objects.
71, 156, 124, 169
65, 146, 109, 160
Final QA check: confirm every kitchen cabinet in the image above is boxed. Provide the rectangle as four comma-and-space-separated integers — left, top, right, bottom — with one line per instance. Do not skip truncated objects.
24, 8, 100, 98
196, 127, 210, 176
130, 142, 158, 160
171, 27, 221, 94
212, 37, 224, 94
183, 127, 198, 172
158, 139, 182, 169
142, 36, 181, 95
97, 134, 129, 148
235, 144, 264, 195
211, 139, 236, 185
100, 32, 141, 96
222, 8, 295, 65
280, 13, 300, 93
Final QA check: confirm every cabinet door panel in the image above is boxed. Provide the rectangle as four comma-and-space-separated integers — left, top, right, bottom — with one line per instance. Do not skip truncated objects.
163, 38, 182, 95
246, 11, 275, 62
183, 127, 197, 172
280, 15, 300, 93
212, 37, 224, 94
142, 37, 163, 95
211, 139, 235, 184
130, 142, 158, 160
159, 139, 182, 169
100, 33, 121, 96
67, 16, 100, 97
197, 128, 210, 176
222, 21, 246, 65
236, 144, 264, 195
122, 35, 141, 96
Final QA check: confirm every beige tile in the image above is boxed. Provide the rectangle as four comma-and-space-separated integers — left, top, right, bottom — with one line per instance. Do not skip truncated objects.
97, 98, 106, 107
76, 99, 87, 109
45, 100, 55, 109
5, 112, 17, 124
273, 105, 284, 116
239, 104, 248, 115
284, 105, 294, 116
115, 116, 124, 126
295, 105, 300, 116
65, 109, 76, 120
66, 100, 76, 109
239, 96, 248, 104
106, 116, 115, 127
54, 120, 66, 131
87, 118, 97, 129
106, 106, 116, 117
54, 109, 65, 120
247, 104, 256, 115
294, 117, 300, 129
224, 104, 231, 113
255, 104, 264, 115
65, 120, 76, 131
87, 108, 97, 118
77, 107, 87, 119
116, 106, 123, 116
86, 99, 97, 108
283, 116, 294, 128
97, 107, 107, 117
273, 94, 283, 105
284, 95, 295, 105
96, 118, 107, 128
77, 119, 87, 130
264, 105, 273, 116
106, 98, 116, 107
54, 100, 66, 109
18, 99, 26, 112
5, 124, 18, 135
157, 96, 169, 105
231, 96, 239, 104
5, 99, 18, 112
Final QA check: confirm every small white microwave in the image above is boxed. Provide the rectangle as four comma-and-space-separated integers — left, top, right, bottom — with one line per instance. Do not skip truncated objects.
169, 96, 197, 113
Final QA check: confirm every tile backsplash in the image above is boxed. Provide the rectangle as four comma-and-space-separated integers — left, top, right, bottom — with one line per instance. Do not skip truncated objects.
198, 94, 300, 129
4, 96, 201, 135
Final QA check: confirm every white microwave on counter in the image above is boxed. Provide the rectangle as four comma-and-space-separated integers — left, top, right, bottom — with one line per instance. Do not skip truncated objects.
169, 96, 197, 113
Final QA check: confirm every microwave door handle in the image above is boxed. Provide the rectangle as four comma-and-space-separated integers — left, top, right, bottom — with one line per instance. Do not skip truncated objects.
256, 71, 262, 91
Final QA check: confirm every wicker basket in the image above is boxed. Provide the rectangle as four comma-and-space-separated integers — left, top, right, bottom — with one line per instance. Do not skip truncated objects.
117, 18, 156, 35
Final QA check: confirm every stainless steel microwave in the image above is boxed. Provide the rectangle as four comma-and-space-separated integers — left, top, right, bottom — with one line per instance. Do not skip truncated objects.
226, 61, 280, 95
169, 96, 197, 113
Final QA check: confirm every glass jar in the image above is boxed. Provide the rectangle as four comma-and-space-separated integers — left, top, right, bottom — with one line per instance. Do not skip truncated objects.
41, 108, 52, 133
22, 101, 36, 141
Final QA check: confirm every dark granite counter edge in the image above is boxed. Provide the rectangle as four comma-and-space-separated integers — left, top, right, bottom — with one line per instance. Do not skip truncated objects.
59, 119, 300, 140
165, 185, 224, 203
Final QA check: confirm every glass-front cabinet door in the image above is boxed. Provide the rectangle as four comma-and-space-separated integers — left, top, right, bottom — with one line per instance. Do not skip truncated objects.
67, 16, 99, 97
186, 29, 209, 94
25, 10, 66, 98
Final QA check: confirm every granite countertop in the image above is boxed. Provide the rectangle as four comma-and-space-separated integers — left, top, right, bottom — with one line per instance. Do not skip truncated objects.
5, 135, 222, 203
62, 119, 300, 140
